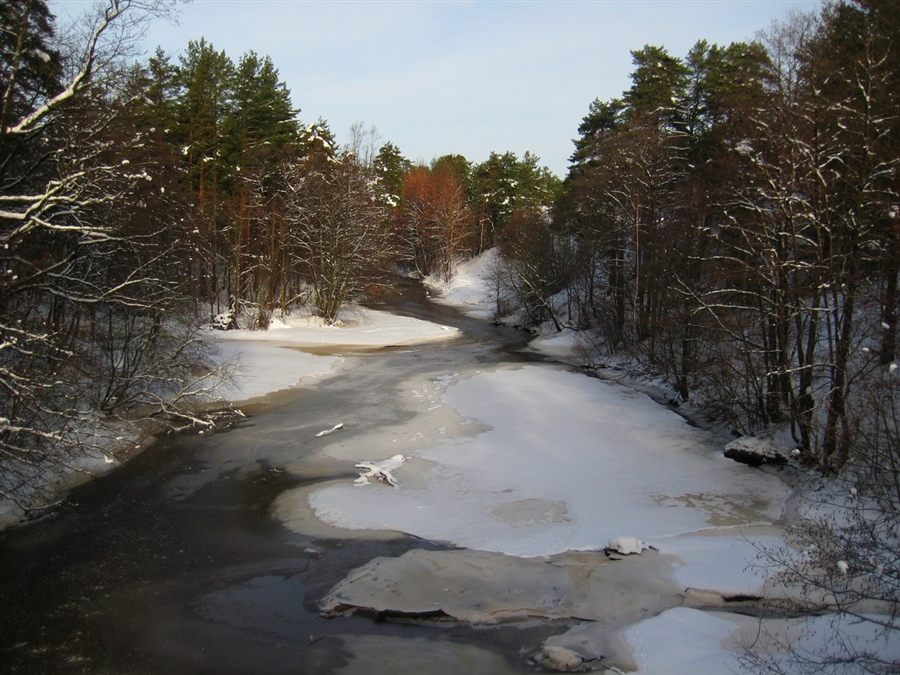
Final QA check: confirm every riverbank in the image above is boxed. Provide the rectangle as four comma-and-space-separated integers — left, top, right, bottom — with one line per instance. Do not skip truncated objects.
0, 303, 461, 531
3, 254, 890, 673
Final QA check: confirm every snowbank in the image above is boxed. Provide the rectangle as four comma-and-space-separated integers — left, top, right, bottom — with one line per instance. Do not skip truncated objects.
213, 304, 459, 349
209, 304, 459, 403
526, 328, 587, 362
424, 250, 498, 320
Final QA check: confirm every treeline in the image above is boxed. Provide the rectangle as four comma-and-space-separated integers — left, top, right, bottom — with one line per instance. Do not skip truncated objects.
127, 40, 562, 326
504, 0, 899, 475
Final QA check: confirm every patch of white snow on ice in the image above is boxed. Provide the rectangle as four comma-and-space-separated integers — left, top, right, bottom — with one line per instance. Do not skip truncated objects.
307, 366, 791, 570
213, 305, 458, 348
212, 341, 339, 402
624, 607, 742, 674
208, 305, 458, 402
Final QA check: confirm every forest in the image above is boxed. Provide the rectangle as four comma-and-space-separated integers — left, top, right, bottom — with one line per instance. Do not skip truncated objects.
0, 0, 896, 477
1, 0, 568, 500
2, 0, 899, 669
1, 0, 897, 485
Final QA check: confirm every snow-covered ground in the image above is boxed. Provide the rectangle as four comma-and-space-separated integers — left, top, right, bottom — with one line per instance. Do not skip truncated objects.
424, 249, 598, 365
210, 304, 460, 402
424, 249, 499, 321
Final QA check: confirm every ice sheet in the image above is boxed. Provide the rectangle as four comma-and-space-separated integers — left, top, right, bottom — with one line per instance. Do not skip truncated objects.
307, 365, 791, 566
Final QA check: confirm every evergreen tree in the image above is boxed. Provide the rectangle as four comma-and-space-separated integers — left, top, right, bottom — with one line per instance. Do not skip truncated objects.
0, 0, 61, 138
228, 50, 299, 171
568, 97, 625, 169
138, 48, 180, 150
174, 39, 234, 311
431, 153, 472, 192
472, 151, 519, 241
226, 50, 299, 319
297, 118, 337, 171
176, 39, 235, 203
373, 141, 411, 210
623, 45, 689, 128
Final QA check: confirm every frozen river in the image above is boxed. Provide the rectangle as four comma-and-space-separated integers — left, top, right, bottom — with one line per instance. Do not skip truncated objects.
0, 282, 794, 674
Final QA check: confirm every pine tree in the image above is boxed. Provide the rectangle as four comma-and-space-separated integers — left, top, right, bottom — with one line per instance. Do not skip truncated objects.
174, 39, 234, 311
226, 50, 299, 322
373, 141, 411, 210
623, 45, 689, 128
177, 39, 235, 203
0, 0, 61, 139
568, 98, 625, 170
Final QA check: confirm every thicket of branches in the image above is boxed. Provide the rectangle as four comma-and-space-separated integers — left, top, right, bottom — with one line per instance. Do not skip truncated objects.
0, 0, 224, 503
553, 0, 897, 475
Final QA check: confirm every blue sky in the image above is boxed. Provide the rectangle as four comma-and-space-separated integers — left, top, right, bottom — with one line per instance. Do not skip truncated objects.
53, 0, 822, 176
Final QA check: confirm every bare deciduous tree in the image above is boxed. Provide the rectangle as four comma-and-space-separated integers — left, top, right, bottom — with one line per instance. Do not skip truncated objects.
0, 0, 224, 510
285, 154, 397, 324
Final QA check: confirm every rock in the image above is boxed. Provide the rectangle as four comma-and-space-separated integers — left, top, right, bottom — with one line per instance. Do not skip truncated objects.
723, 436, 789, 467
606, 536, 651, 555
319, 547, 684, 625
540, 645, 585, 672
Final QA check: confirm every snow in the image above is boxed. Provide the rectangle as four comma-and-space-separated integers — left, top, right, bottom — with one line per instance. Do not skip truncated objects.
354, 454, 406, 487
213, 304, 458, 349
315, 422, 344, 437
527, 328, 586, 361
213, 341, 339, 403
307, 365, 791, 572
8, 250, 868, 669
624, 608, 744, 674
210, 304, 459, 402
424, 250, 498, 320
607, 535, 651, 555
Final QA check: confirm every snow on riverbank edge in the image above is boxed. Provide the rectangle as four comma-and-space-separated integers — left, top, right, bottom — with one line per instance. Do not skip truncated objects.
0, 303, 460, 531
210, 304, 459, 402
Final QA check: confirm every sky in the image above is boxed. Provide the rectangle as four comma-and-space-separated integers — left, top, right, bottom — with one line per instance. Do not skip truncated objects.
52, 0, 822, 177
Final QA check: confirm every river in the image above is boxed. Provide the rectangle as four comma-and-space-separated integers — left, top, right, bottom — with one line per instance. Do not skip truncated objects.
0, 283, 571, 674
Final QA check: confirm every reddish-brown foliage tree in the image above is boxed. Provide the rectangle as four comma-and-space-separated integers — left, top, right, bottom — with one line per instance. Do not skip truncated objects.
398, 165, 473, 281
